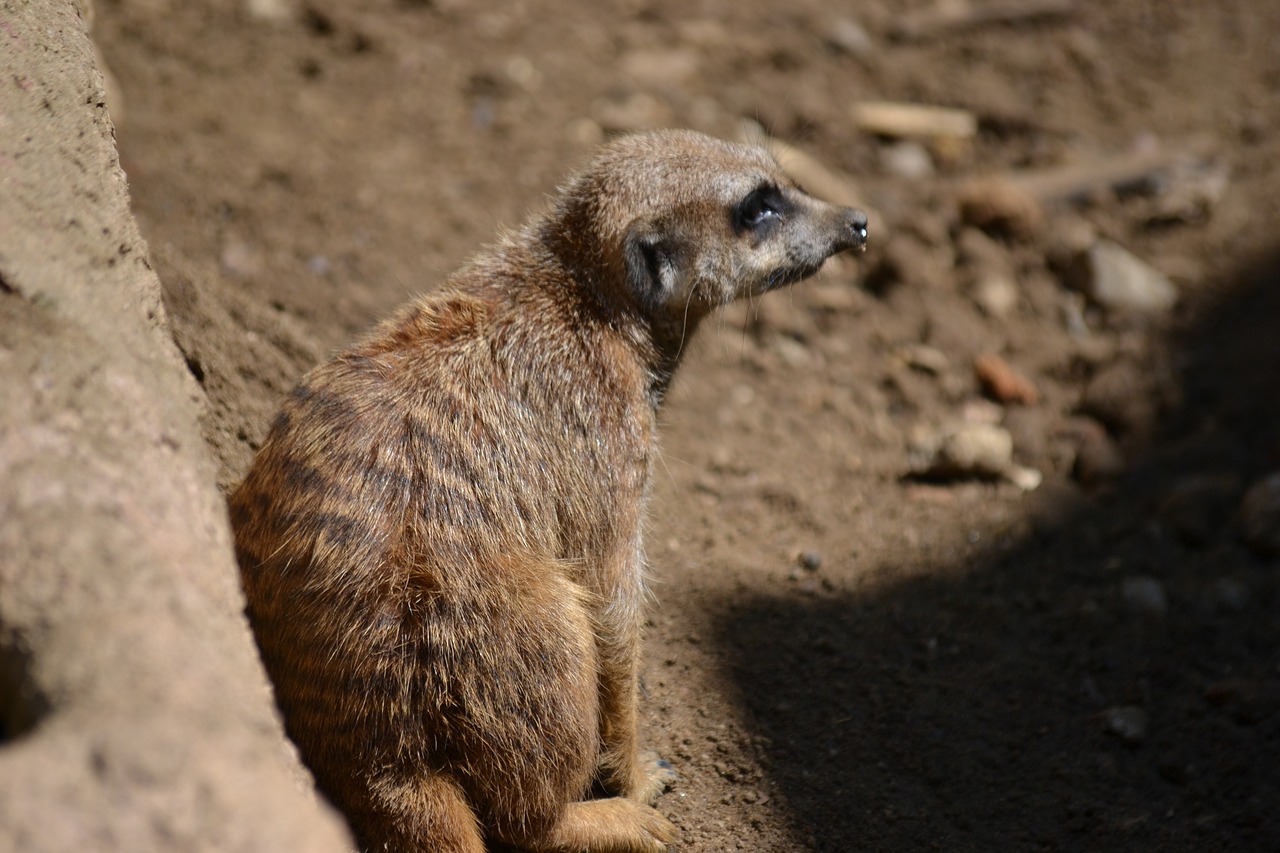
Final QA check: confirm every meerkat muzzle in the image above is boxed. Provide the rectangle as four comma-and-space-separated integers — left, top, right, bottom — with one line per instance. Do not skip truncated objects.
844, 208, 870, 253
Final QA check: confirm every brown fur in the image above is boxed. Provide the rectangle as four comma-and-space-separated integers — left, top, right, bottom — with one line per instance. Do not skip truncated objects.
229, 130, 867, 852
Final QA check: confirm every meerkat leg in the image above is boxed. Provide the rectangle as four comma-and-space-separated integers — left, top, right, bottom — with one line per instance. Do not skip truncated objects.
595, 638, 675, 804
360, 772, 486, 853
593, 549, 677, 804
509, 797, 677, 853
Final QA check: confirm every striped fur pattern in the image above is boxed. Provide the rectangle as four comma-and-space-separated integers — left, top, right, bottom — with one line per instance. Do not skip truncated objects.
230, 130, 867, 853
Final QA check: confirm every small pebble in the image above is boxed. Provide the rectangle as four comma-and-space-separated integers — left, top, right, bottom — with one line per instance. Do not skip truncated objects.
1102, 706, 1149, 745
824, 17, 874, 57
245, 0, 297, 22
880, 140, 934, 179
1067, 239, 1178, 315
1068, 417, 1124, 484
908, 421, 1036, 489
974, 353, 1039, 405
898, 343, 949, 376
798, 551, 823, 572
1121, 576, 1168, 615
972, 274, 1019, 319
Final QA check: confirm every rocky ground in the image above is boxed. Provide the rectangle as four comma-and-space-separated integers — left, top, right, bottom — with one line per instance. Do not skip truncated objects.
5, 0, 1280, 850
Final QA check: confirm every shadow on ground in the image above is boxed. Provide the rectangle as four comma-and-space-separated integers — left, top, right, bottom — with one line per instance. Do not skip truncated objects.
718, 249, 1280, 851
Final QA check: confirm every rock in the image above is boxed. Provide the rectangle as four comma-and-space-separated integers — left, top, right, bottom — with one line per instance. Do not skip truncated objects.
245, 0, 297, 22
972, 274, 1019, 318
974, 353, 1039, 405
910, 422, 1013, 480
1101, 706, 1149, 745
824, 17, 874, 57
1239, 472, 1280, 556
880, 140, 934, 179
0, 7, 352, 849
908, 421, 1038, 489
798, 551, 823, 572
1144, 156, 1230, 226
1121, 576, 1168, 615
957, 177, 1045, 239
1066, 240, 1178, 315
1065, 416, 1124, 484
771, 335, 812, 368
897, 343, 950, 376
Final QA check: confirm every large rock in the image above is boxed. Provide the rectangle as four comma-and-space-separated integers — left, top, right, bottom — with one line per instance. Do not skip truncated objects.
0, 2, 352, 850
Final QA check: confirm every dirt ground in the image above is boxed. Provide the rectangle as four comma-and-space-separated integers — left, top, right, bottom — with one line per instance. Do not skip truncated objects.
93, 0, 1280, 849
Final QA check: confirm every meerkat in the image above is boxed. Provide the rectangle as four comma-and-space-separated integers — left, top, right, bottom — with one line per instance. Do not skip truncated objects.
230, 129, 868, 853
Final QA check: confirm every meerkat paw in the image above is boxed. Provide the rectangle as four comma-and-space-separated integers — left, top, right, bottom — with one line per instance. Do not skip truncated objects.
518, 798, 677, 853
629, 750, 678, 806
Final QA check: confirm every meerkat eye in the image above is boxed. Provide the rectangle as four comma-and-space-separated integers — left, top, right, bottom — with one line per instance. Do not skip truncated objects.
735, 185, 785, 230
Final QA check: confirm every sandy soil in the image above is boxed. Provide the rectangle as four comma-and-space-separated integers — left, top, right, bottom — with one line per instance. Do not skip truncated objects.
93, 0, 1280, 849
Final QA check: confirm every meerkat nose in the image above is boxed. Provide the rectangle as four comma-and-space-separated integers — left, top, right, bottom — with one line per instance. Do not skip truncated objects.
843, 208, 870, 252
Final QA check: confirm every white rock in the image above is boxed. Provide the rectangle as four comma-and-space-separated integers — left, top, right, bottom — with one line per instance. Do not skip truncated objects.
1074, 240, 1178, 315
881, 140, 934, 180
825, 17, 874, 57
245, 0, 296, 22
972, 274, 1019, 318
907, 419, 1041, 490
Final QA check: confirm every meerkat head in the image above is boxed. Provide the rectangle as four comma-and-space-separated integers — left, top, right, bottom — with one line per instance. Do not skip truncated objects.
540, 130, 867, 329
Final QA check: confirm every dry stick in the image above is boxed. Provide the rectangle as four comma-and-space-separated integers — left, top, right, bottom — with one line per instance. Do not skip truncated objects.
890, 0, 1077, 41
1004, 148, 1211, 205
850, 101, 978, 140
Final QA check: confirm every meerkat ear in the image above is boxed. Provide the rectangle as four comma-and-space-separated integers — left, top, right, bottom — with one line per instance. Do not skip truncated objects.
624, 218, 682, 310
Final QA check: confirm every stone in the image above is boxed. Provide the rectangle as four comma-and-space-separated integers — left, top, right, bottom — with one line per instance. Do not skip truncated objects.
824, 17, 874, 57
1101, 706, 1149, 745
881, 140, 934, 179
972, 274, 1019, 318
1070, 420, 1124, 485
974, 353, 1039, 405
1121, 576, 1168, 615
1067, 240, 1178, 315
908, 421, 1039, 490
0, 7, 351, 849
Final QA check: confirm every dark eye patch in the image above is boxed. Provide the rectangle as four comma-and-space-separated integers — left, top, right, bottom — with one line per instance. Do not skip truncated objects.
735, 183, 787, 231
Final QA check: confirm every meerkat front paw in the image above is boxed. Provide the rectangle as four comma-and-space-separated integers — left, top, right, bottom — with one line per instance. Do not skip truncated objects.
630, 751, 678, 806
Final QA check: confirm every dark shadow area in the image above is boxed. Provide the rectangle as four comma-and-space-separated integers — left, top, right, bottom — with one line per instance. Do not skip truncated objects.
718, 249, 1280, 851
